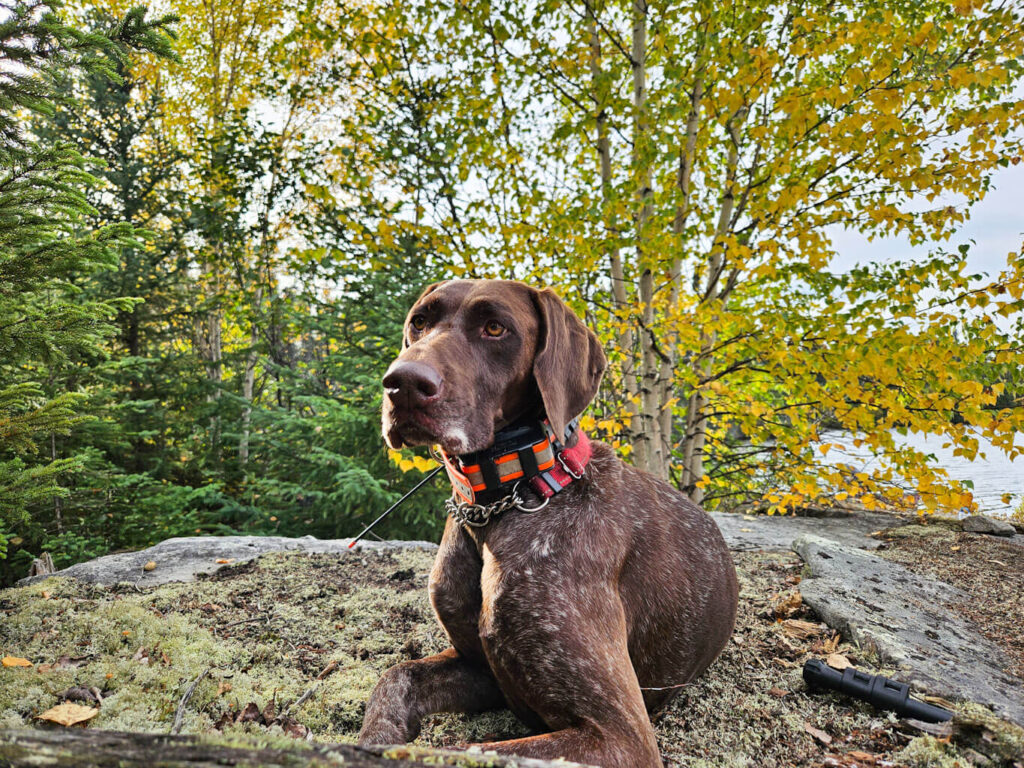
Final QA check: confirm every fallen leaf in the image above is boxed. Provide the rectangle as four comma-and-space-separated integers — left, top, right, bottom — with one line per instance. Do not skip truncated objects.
261, 699, 276, 723
827, 653, 852, 670
238, 702, 262, 724
143, 561, 156, 571
804, 721, 833, 745
41, 590, 52, 599
217, 681, 233, 696
846, 750, 877, 764
823, 633, 841, 654
279, 717, 309, 739
768, 686, 790, 698
215, 558, 234, 564
772, 591, 803, 619
950, 546, 961, 552
2, 656, 32, 667
316, 660, 339, 680
160, 651, 171, 666
37, 702, 99, 727
740, 527, 753, 532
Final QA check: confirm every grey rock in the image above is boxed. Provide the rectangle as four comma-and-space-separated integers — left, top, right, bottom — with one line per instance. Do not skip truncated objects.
17, 535, 438, 588
711, 511, 896, 552
961, 514, 1017, 537
793, 534, 1023, 726
19, 508, 901, 589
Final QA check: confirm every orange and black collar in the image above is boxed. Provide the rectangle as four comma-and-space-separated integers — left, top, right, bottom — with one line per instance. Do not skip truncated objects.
441, 417, 590, 507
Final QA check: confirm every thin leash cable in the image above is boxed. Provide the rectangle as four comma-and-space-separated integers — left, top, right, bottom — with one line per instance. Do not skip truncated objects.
348, 464, 444, 549
639, 682, 691, 691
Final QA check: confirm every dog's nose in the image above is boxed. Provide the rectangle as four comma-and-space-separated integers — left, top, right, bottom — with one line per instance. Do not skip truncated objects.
383, 360, 443, 407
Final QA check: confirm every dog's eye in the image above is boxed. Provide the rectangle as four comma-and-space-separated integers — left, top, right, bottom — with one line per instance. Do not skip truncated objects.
410, 314, 427, 331
483, 320, 506, 338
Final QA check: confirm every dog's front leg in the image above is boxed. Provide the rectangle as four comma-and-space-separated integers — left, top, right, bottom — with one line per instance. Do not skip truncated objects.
477, 558, 664, 768
360, 519, 504, 745
358, 647, 504, 744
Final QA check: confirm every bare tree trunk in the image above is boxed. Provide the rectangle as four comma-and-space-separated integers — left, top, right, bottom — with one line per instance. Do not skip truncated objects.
659, 26, 708, 483
238, 286, 263, 466
51, 432, 63, 534
681, 109, 745, 502
586, 1, 641, 450
632, 0, 665, 478
194, 258, 223, 457
0, 729, 576, 768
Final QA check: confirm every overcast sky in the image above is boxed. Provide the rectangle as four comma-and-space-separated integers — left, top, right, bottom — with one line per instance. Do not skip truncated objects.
828, 154, 1024, 278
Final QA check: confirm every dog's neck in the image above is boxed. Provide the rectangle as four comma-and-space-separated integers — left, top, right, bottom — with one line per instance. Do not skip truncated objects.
440, 414, 590, 510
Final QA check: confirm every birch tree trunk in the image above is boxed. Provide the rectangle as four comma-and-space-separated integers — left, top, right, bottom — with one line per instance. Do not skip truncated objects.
631, 0, 667, 478
680, 109, 745, 502
587, 1, 642, 452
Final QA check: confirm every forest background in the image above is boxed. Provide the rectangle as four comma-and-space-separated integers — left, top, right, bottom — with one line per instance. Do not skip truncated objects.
2, 0, 1023, 586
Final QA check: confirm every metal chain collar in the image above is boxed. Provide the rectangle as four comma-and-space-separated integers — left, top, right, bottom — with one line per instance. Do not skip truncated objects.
445, 482, 549, 528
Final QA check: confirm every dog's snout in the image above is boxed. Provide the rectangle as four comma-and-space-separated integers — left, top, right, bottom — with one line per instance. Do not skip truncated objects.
383, 360, 443, 407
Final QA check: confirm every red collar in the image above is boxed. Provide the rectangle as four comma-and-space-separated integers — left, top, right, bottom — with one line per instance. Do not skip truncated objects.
441, 419, 591, 507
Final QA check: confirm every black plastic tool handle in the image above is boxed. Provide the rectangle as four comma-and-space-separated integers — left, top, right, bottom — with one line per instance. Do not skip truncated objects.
803, 659, 953, 722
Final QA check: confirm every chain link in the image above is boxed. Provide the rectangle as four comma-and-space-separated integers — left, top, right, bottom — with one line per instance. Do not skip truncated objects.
445, 492, 522, 528
445, 482, 549, 527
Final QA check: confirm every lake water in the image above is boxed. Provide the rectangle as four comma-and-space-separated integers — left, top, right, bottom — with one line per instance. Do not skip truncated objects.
821, 429, 1023, 518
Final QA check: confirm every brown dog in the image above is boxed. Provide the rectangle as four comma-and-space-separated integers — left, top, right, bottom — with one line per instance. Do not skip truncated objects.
359, 280, 738, 768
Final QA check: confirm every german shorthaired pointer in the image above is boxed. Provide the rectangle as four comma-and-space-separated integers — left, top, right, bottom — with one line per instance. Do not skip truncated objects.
360, 280, 738, 768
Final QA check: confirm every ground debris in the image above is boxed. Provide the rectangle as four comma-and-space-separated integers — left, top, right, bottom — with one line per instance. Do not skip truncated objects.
0, 540, 1019, 767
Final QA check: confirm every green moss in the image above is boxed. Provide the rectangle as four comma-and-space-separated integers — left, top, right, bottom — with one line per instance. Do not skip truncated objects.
1, 546, 1018, 768
895, 735, 963, 768
0, 550, 441, 742
881, 524, 956, 542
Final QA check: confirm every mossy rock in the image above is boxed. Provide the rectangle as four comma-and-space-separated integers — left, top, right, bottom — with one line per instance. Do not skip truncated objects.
2, 544, 1019, 766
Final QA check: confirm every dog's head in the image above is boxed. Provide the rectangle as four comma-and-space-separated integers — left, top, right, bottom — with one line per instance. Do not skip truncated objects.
381, 280, 607, 455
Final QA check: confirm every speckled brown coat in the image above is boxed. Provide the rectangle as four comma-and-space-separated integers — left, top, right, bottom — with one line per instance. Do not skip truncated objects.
360, 280, 738, 768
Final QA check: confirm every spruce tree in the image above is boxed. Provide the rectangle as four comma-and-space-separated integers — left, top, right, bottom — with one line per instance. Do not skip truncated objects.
0, 0, 175, 579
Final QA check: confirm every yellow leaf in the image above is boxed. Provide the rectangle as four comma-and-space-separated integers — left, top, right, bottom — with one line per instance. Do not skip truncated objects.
411, 455, 436, 472
37, 702, 99, 727
398, 459, 414, 472
826, 653, 852, 670
2, 656, 32, 667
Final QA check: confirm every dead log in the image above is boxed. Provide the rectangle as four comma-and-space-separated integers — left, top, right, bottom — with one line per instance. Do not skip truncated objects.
0, 728, 587, 767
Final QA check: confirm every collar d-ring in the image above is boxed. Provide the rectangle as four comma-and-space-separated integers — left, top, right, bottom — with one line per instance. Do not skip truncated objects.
512, 481, 549, 513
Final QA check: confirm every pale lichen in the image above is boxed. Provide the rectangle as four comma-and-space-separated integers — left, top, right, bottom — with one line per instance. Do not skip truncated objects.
0, 545, 1016, 767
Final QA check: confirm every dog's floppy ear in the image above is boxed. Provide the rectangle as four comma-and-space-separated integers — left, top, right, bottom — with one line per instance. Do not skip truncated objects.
531, 288, 607, 441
